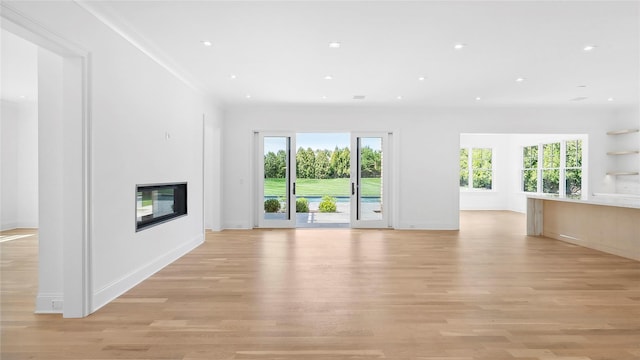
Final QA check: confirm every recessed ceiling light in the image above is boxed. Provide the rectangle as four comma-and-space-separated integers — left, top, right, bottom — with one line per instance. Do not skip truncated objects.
607, 97, 614, 101
230, 74, 237, 80
454, 43, 466, 50
245, 94, 251, 99
321, 95, 327, 99
475, 96, 481, 101
324, 75, 333, 80
583, 45, 596, 51
570, 96, 588, 101
577, 85, 587, 88
201, 40, 212, 47
328, 41, 341, 48
19, 95, 27, 99
418, 76, 426, 81
396, 96, 403, 100
515, 77, 525, 82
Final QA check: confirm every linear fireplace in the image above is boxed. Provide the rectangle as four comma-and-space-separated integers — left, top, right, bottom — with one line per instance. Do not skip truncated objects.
136, 182, 187, 231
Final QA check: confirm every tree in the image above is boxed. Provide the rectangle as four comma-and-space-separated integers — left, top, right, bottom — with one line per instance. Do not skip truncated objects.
542, 143, 560, 193
338, 147, 351, 178
264, 150, 287, 178
329, 146, 341, 178
522, 145, 538, 192
565, 140, 582, 197
314, 149, 331, 179
296, 147, 316, 179
275, 150, 287, 178
264, 151, 279, 178
471, 148, 492, 189
360, 146, 381, 178
459, 149, 469, 187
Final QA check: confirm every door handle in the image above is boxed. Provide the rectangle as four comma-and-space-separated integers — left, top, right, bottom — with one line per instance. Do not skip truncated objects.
351, 182, 355, 195
293, 182, 296, 195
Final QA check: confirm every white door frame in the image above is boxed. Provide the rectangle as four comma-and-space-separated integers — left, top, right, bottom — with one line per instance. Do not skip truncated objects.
350, 132, 390, 228
1, 4, 92, 318
256, 132, 297, 228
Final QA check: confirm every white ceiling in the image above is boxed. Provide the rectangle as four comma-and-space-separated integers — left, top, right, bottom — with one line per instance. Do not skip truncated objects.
8, 1, 640, 107
89, 0, 639, 107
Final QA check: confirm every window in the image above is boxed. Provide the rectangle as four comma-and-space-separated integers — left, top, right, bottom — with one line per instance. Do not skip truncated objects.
459, 149, 469, 187
136, 183, 187, 231
460, 148, 493, 190
542, 142, 560, 194
522, 145, 538, 192
521, 139, 583, 198
565, 140, 582, 198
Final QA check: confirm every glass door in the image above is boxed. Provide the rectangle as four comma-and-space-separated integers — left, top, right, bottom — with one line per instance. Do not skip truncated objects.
258, 133, 296, 228
350, 133, 388, 228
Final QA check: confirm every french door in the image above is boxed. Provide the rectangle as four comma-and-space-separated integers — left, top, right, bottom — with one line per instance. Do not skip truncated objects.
257, 132, 296, 228
350, 133, 389, 228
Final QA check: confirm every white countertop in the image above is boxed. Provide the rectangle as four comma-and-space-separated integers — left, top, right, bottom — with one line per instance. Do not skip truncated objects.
527, 194, 640, 210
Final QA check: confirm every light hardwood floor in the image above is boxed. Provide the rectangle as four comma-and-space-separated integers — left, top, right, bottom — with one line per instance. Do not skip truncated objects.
2, 211, 639, 360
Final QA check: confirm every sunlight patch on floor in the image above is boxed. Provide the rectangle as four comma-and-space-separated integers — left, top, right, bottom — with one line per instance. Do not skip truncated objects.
0, 234, 34, 243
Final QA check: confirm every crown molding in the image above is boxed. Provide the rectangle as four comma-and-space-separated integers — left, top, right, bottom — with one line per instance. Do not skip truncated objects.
1, 2, 87, 57
73, 0, 206, 95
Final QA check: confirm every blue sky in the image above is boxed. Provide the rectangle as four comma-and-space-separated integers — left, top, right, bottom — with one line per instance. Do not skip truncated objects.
264, 133, 350, 154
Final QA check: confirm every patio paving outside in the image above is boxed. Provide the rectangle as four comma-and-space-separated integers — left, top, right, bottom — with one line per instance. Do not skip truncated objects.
264, 199, 382, 228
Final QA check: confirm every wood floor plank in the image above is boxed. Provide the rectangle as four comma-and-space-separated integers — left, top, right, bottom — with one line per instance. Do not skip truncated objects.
1, 212, 639, 360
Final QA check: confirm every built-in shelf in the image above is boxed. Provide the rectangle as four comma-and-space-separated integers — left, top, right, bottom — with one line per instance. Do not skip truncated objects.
607, 150, 640, 155
606, 129, 639, 176
606, 129, 639, 135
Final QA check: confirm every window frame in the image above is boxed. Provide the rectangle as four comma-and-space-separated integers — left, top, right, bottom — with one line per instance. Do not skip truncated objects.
564, 139, 583, 198
521, 139, 584, 198
522, 145, 539, 193
541, 142, 561, 195
460, 147, 494, 191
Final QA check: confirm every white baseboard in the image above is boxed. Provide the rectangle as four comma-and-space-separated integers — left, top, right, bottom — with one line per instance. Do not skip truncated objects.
222, 220, 252, 229
16, 221, 38, 229
91, 233, 204, 313
1, 221, 38, 231
1, 222, 18, 231
35, 292, 63, 314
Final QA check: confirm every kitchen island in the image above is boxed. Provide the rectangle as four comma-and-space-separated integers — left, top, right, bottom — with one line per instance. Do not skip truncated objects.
527, 195, 640, 261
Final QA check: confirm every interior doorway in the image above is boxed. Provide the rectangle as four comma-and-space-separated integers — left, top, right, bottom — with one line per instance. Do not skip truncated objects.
257, 132, 389, 229
2, 6, 91, 317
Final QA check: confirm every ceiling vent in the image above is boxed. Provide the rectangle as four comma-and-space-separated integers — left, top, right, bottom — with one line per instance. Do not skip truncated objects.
570, 96, 588, 101
353, 95, 366, 100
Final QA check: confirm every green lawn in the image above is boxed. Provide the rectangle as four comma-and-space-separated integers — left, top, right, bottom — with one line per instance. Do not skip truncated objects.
264, 178, 381, 197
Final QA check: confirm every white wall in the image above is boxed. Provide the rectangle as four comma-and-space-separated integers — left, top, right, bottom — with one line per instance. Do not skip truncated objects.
204, 106, 224, 231
1, 100, 20, 230
36, 47, 65, 313
223, 105, 632, 230
9, 1, 222, 314
16, 102, 38, 227
610, 107, 640, 195
1, 29, 39, 230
